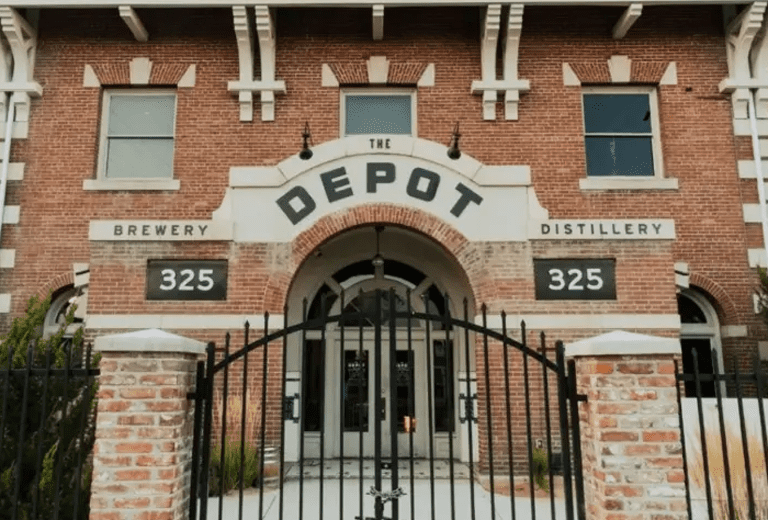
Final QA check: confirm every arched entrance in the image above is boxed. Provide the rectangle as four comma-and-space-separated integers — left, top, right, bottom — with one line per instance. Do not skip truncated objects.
285, 225, 475, 460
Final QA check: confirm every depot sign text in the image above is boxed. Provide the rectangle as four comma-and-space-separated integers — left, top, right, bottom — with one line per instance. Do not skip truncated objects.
276, 162, 484, 225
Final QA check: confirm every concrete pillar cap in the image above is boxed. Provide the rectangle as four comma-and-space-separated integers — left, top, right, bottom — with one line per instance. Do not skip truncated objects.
566, 330, 680, 357
94, 328, 207, 355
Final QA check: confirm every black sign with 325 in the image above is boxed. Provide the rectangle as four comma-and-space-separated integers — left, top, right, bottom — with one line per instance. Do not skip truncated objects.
146, 260, 227, 301
534, 259, 616, 300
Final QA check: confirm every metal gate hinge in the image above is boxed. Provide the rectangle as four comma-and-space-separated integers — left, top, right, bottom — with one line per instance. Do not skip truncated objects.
283, 393, 300, 423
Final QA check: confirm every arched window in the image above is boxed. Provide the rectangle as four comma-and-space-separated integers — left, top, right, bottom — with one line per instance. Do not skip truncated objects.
43, 285, 84, 339
678, 289, 722, 397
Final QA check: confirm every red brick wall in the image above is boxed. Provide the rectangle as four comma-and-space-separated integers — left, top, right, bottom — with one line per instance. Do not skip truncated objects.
0, 5, 761, 363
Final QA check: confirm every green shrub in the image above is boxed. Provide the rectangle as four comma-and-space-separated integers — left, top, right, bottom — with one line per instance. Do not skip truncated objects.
208, 440, 260, 496
532, 447, 550, 493
0, 293, 96, 520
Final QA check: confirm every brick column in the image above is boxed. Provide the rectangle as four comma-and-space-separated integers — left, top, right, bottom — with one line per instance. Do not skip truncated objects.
568, 330, 687, 520
90, 329, 206, 520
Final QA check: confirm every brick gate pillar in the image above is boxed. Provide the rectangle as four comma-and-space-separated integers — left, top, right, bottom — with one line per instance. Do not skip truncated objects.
90, 329, 206, 520
567, 331, 688, 520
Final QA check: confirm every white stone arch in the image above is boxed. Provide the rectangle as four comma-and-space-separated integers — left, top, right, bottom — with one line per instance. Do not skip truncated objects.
678, 287, 724, 396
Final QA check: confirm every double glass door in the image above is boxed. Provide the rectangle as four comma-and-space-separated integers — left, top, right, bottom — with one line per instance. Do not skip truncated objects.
332, 335, 430, 458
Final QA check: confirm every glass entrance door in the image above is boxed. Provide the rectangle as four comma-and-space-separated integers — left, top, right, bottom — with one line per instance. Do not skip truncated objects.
333, 335, 430, 458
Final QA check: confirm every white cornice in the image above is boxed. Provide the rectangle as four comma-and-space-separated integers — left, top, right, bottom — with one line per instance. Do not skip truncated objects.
0, 0, 746, 6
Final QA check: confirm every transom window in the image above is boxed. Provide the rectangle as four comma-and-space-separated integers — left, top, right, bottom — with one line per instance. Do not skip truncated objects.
582, 87, 662, 177
98, 90, 176, 180
342, 90, 415, 136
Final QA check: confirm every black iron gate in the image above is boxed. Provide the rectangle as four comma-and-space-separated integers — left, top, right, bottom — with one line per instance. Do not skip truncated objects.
189, 289, 586, 520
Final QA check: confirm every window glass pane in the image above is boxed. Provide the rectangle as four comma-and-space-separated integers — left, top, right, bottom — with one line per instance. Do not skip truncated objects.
108, 95, 175, 136
106, 138, 174, 178
678, 295, 708, 324
345, 95, 412, 135
584, 94, 651, 134
585, 136, 654, 176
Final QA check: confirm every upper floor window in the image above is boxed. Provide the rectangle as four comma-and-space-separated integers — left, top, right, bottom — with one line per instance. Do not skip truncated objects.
582, 87, 662, 178
342, 90, 415, 136
97, 89, 177, 182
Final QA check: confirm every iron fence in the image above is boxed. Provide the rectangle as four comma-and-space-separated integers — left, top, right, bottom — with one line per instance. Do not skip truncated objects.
676, 349, 768, 520
0, 338, 98, 520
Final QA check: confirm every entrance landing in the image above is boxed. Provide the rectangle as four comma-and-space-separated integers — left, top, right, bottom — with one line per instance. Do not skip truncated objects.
198, 461, 572, 520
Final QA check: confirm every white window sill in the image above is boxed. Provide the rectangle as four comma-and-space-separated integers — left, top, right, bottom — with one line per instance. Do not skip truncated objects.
579, 177, 678, 191
83, 178, 180, 191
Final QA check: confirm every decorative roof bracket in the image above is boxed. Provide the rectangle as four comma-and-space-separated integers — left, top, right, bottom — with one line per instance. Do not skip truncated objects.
612, 3, 642, 39
373, 4, 384, 40
471, 4, 529, 121
118, 6, 149, 42
228, 5, 286, 122
720, 2, 767, 118
0, 7, 41, 134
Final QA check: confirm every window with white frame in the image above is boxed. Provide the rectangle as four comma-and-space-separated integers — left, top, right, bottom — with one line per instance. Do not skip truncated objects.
98, 90, 176, 181
582, 87, 662, 178
342, 90, 415, 136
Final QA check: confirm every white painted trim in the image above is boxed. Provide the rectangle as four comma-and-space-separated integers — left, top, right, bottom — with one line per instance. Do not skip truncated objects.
83, 178, 180, 191
372, 4, 383, 40
738, 159, 768, 178
659, 61, 678, 85
733, 118, 768, 136
675, 261, 689, 289
566, 330, 681, 357
562, 62, 580, 86
472, 165, 530, 186
74, 262, 89, 287
366, 56, 389, 84
2, 205, 19, 224
6, 162, 23, 181
0, 249, 13, 268
744, 203, 762, 223
129, 57, 152, 84
118, 6, 149, 42
321, 63, 338, 87
0, 1, 748, 6
608, 55, 631, 83
83, 64, 100, 87
0, 293, 10, 313
760, 341, 768, 361
749, 248, 767, 267
94, 328, 206, 354
229, 165, 286, 187
612, 3, 642, 39
721, 325, 748, 338
177, 64, 196, 87
475, 313, 680, 330
87, 314, 285, 330
579, 176, 678, 191
417, 63, 434, 87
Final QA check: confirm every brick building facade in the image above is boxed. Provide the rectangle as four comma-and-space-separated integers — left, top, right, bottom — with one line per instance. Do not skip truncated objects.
0, 0, 764, 470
